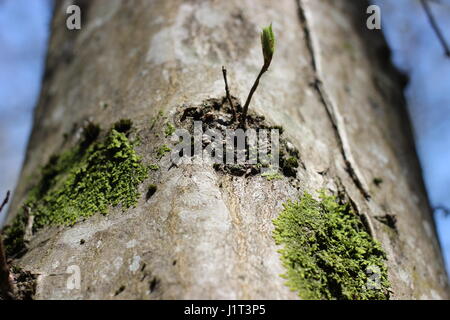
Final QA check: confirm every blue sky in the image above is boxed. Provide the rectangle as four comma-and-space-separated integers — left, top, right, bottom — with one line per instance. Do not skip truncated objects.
0, 0, 449, 272
0, 0, 51, 218
375, 0, 450, 271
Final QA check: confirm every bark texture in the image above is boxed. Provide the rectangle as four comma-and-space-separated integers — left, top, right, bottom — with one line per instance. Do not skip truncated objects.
5, 0, 449, 299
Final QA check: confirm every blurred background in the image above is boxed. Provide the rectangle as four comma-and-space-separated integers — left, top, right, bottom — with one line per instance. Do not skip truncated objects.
0, 0, 449, 273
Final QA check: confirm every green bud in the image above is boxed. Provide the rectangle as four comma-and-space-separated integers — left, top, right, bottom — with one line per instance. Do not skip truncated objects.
261, 23, 275, 69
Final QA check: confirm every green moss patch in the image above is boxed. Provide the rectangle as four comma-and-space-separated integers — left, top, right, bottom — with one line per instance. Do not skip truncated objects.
3, 124, 148, 256
273, 191, 390, 300
156, 144, 171, 158
261, 170, 283, 181
165, 122, 176, 137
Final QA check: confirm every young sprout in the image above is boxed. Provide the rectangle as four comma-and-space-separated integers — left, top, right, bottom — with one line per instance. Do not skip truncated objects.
240, 23, 275, 128
222, 66, 236, 119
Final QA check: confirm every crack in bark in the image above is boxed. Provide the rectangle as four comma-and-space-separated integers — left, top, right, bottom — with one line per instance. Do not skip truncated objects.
296, 0, 371, 201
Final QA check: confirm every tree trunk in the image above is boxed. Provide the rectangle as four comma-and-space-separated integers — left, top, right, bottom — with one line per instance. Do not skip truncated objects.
4, 0, 449, 299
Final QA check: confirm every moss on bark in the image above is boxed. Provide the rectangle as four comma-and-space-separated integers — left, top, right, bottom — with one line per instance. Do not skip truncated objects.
3, 123, 148, 256
273, 191, 390, 300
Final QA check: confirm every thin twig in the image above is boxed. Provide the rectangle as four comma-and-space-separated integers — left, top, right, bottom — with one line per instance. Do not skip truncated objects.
434, 205, 450, 216
222, 66, 236, 120
0, 190, 9, 214
240, 66, 267, 128
0, 191, 16, 300
420, 0, 450, 57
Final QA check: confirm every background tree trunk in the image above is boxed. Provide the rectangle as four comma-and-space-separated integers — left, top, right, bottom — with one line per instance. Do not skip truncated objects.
5, 0, 449, 299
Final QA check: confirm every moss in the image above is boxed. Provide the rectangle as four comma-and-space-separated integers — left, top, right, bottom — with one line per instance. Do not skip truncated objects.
3, 211, 28, 256
150, 110, 165, 129
272, 191, 390, 300
261, 170, 283, 181
149, 118, 158, 130
3, 125, 148, 256
156, 144, 171, 158
149, 164, 160, 171
165, 122, 176, 137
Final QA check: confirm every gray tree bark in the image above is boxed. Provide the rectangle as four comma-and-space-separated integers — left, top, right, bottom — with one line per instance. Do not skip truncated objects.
4, 0, 449, 299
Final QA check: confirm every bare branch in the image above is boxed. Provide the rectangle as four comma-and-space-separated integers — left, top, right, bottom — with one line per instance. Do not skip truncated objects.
222, 66, 236, 120
434, 205, 450, 216
420, 0, 450, 57
0, 190, 10, 214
